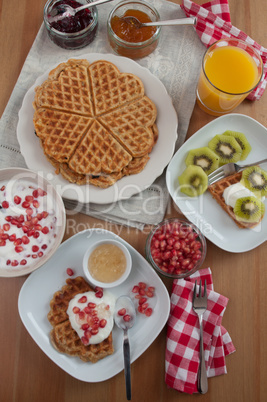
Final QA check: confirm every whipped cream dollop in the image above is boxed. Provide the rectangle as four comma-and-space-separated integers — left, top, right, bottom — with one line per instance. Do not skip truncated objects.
67, 290, 116, 345
223, 182, 264, 209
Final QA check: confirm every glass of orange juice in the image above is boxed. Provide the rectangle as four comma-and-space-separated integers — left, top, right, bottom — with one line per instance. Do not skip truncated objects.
196, 38, 263, 116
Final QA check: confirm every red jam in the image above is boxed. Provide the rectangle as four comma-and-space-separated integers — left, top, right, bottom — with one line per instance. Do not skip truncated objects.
110, 9, 157, 43
49, 0, 94, 33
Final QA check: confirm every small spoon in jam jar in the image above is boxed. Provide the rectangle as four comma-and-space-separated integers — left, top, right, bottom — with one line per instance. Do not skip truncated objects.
48, 0, 114, 24
122, 16, 197, 28
114, 296, 136, 401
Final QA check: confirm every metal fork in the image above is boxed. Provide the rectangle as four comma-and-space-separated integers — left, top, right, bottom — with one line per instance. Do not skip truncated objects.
192, 280, 208, 394
208, 158, 267, 185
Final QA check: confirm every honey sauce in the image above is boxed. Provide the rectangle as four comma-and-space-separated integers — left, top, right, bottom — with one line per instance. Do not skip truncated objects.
110, 9, 157, 43
88, 243, 126, 283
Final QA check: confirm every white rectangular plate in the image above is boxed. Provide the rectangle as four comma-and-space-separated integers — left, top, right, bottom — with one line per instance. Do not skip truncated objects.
166, 114, 267, 253
18, 229, 170, 382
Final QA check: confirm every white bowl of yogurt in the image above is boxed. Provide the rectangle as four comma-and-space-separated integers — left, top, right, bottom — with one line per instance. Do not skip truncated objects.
0, 168, 66, 277
83, 238, 132, 288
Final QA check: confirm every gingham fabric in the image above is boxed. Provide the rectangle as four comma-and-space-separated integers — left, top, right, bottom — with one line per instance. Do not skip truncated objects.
165, 268, 236, 394
181, 0, 267, 100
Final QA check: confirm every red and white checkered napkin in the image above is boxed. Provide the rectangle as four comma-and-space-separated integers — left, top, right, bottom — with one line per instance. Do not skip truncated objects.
165, 268, 235, 394
181, 0, 267, 100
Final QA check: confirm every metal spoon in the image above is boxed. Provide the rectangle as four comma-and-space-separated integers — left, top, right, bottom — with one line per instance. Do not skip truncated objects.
47, 0, 114, 24
122, 16, 197, 28
114, 296, 136, 401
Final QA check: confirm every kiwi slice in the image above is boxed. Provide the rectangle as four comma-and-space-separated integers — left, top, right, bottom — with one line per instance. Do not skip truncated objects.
178, 165, 208, 197
185, 147, 219, 175
241, 166, 267, 197
234, 196, 265, 223
223, 130, 252, 160
208, 134, 242, 165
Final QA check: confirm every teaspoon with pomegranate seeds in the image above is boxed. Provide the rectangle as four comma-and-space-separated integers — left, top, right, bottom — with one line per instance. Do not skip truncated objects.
114, 296, 136, 401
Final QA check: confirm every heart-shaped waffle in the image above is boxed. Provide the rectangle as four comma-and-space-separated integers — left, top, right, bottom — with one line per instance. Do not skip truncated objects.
34, 59, 94, 117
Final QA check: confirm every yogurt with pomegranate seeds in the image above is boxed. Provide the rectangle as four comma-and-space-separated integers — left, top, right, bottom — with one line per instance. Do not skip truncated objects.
67, 290, 116, 345
0, 180, 59, 269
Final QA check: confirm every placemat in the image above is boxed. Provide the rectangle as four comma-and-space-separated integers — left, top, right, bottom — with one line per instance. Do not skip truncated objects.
0, 0, 205, 229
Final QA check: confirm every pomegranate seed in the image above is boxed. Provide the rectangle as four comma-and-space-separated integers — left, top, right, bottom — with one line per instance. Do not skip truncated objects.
99, 319, 107, 328
14, 195, 21, 204
21, 236, 30, 244
81, 336, 89, 345
84, 330, 92, 340
15, 245, 24, 253
78, 295, 87, 303
79, 311, 85, 320
42, 226, 49, 234
14, 238, 22, 246
72, 306, 80, 314
20, 259, 27, 266
25, 195, 34, 202
139, 297, 147, 305
138, 288, 146, 296
22, 201, 30, 208
31, 254, 38, 259
88, 302, 96, 309
41, 244, 48, 250
66, 268, 74, 276
2, 201, 9, 209
95, 290, 103, 298
118, 308, 126, 316
1, 185, 6, 191
138, 282, 147, 289
5, 216, 12, 222
132, 285, 139, 293
0, 240, 6, 247
42, 211, 49, 218
81, 323, 89, 330
6, 259, 11, 265
91, 327, 99, 335
32, 245, 39, 252
9, 234, 16, 242
26, 208, 33, 216
11, 260, 19, 266
33, 232, 40, 239
3, 223, 10, 231
145, 308, 153, 317
123, 314, 132, 322
1, 233, 9, 240
33, 200, 39, 208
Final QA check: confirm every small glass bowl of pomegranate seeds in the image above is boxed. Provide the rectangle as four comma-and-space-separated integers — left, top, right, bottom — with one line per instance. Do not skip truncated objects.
44, 0, 98, 49
145, 218, 206, 279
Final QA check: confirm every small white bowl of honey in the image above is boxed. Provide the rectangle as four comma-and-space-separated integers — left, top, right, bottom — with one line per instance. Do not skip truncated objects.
83, 238, 132, 288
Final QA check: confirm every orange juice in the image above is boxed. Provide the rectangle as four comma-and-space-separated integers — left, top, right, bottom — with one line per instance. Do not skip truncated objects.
196, 40, 262, 116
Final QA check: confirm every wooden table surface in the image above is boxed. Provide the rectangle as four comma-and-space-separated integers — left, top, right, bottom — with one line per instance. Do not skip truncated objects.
0, 1, 266, 401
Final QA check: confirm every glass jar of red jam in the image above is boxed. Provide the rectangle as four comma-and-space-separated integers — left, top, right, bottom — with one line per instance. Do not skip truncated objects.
44, 0, 98, 49
107, 0, 161, 59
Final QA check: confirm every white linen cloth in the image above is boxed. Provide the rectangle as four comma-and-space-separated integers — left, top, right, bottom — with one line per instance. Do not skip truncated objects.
0, 0, 205, 229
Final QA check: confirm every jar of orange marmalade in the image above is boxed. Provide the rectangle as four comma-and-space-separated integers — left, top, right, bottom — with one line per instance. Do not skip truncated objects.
107, 0, 161, 59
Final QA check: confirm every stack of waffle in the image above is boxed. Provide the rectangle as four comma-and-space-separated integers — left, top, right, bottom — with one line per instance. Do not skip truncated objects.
33, 59, 158, 188
208, 171, 264, 229
48, 276, 114, 363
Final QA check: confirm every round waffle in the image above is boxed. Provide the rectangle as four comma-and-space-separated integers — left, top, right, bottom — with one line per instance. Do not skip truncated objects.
33, 59, 158, 188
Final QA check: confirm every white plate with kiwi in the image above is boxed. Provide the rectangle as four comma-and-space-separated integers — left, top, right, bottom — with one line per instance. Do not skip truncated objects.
166, 114, 267, 253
